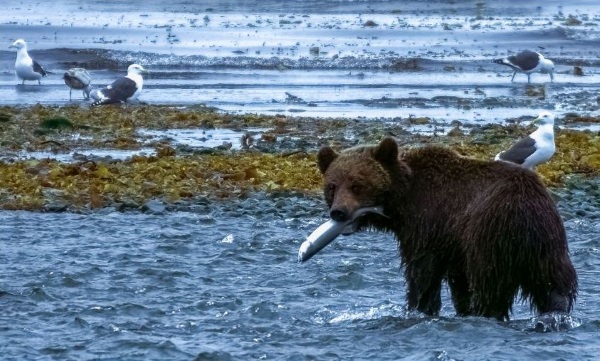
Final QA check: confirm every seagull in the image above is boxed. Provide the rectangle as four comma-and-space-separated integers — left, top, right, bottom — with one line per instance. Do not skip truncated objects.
63, 68, 92, 100
492, 50, 554, 83
90, 64, 148, 106
9, 39, 48, 85
494, 111, 556, 169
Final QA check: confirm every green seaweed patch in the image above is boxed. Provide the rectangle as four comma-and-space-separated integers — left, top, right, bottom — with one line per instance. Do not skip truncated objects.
389, 58, 420, 72
0, 113, 11, 123
563, 15, 583, 26
0, 105, 303, 154
408, 116, 431, 125
0, 151, 322, 211
524, 85, 545, 98
0, 105, 599, 211
562, 113, 600, 124
40, 116, 74, 129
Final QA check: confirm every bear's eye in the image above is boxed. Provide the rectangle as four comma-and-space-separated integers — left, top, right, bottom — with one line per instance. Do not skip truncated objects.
351, 183, 362, 194
325, 183, 336, 196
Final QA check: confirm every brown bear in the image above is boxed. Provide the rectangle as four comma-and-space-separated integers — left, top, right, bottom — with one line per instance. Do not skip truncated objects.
314, 136, 577, 321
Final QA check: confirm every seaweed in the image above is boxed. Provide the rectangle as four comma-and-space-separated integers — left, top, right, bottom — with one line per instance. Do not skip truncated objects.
0, 105, 598, 211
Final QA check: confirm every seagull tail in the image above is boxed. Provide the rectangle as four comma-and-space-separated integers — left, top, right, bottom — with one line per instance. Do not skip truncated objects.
91, 98, 120, 107
90, 99, 107, 107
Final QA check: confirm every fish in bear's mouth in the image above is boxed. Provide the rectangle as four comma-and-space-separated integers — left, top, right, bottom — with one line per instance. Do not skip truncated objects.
297, 206, 387, 262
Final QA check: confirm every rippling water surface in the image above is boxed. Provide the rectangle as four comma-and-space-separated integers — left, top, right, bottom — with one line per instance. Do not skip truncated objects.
1, 194, 600, 360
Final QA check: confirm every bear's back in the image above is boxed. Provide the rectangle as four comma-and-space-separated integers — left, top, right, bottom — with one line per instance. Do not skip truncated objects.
399, 145, 554, 218
402, 145, 546, 193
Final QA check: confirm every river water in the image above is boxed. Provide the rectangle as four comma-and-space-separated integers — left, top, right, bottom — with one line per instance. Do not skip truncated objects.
1, 1, 600, 360
1, 193, 600, 360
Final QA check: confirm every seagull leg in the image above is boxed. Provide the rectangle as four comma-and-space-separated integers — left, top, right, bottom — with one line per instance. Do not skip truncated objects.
38, 79, 41, 85
511, 71, 516, 83
527, 74, 531, 84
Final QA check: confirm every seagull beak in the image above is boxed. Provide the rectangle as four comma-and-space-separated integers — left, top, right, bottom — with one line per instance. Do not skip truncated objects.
532, 116, 542, 125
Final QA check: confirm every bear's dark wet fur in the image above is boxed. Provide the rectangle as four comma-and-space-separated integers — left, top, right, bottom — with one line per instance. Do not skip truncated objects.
317, 137, 577, 321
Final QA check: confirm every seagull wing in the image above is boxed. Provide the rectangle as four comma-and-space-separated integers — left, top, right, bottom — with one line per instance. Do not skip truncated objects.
64, 69, 91, 89
497, 136, 537, 165
92, 77, 137, 105
507, 50, 540, 72
32, 60, 47, 77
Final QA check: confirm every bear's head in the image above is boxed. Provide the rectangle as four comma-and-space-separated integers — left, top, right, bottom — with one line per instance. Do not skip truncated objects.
317, 136, 411, 225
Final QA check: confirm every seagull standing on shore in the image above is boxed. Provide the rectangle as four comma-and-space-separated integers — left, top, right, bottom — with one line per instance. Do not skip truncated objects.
492, 50, 554, 83
90, 64, 148, 106
494, 111, 556, 169
9, 39, 48, 85
63, 68, 93, 100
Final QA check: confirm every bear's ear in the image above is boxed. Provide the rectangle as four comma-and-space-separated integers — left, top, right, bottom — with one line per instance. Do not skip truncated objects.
317, 145, 338, 174
373, 136, 399, 164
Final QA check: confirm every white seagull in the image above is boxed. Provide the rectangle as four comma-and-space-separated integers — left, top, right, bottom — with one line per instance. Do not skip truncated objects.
90, 64, 148, 106
63, 68, 92, 100
493, 50, 554, 83
494, 111, 556, 169
9, 39, 48, 85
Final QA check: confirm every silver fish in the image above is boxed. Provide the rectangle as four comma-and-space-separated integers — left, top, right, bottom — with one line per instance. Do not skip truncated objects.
298, 206, 385, 262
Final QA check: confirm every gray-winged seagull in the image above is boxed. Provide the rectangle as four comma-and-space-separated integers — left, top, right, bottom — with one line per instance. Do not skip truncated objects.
494, 111, 556, 169
63, 68, 92, 100
90, 64, 148, 106
9, 39, 48, 85
493, 50, 554, 83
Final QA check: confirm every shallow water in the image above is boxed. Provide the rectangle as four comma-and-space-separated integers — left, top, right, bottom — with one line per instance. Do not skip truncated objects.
1, 0, 600, 123
1, 194, 600, 360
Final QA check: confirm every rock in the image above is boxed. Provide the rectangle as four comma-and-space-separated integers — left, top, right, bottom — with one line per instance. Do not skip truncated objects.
141, 199, 167, 214
447, 126, 464, 137
43, 201, 69, 212
42, 188, 69, 212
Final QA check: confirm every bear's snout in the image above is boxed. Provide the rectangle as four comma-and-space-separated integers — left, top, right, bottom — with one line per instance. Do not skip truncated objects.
328, 186, 361, 222
330, 207, 351, 222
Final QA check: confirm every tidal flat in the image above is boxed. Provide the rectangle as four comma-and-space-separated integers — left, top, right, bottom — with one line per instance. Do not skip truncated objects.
0, 105, 598, 212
